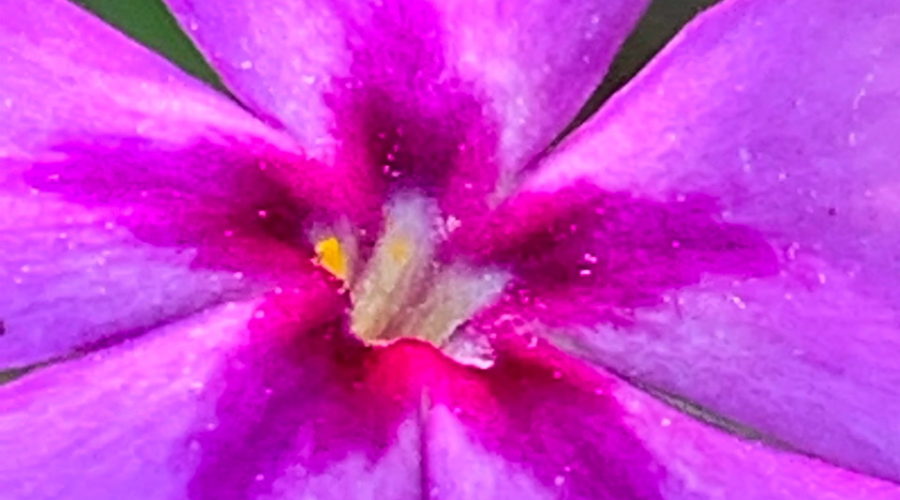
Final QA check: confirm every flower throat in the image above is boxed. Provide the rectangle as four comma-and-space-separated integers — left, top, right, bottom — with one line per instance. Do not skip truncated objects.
313, 194, 507, 351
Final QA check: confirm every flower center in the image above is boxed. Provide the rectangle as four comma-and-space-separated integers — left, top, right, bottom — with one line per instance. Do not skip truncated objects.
313, 194, 507, 356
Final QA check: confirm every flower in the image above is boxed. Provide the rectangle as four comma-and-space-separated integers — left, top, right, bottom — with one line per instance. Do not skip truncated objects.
1, 0, 899, 498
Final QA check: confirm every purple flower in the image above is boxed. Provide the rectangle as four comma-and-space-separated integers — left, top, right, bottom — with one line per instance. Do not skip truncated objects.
2, 0, 899, 497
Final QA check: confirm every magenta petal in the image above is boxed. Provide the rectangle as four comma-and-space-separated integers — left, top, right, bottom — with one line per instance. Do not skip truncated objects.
453, 185, 778, 331
521, 0, 900, 481
5, 294, 894, 499
0, 285, 424, 500
424, 339, 900, 499
424, 339, 665, 499
0, 0, 316, 368
188, 289, 423, 500
162, 0, 649, 177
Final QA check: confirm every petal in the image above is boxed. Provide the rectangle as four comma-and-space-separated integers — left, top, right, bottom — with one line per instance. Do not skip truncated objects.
0, 301, 259, 500
520, 0, 900, 481
0, 0, 287, 155
6, 289, 895, 499
421, 337, 665, 499
162, 0, 648, 169
0, 283, 427, 500
188, 289, 424, 500
424, 338, 900, 499
616, 363, 900, 500
0, 0, 321, 368
162, 0, 649, 221
451, 185, 777, 330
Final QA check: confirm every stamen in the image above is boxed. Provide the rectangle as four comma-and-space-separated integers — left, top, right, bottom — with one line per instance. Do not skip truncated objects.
311, 219, 358, 283
314, 236, 349, 281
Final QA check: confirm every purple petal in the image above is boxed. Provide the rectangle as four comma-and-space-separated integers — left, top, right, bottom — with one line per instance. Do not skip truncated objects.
0, 301, 260, 500
424, 336, 665, 499
451, 185, 778, 329
0, 283, 426, 500
426, 337, 900, 499
162, 0, 648, 169
0, 0, 290, 156
0, 0, 321, 368
610, 359, 900, 500
5, 290, 894, 499
161, 0, 649, 223
519, 0, 900, 481
187, 288, 423, 500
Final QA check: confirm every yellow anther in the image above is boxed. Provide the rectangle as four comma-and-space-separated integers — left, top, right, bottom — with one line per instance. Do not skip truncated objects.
315, 236, 348, 281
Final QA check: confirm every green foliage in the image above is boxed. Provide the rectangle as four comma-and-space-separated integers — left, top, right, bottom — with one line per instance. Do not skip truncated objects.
74, 0, 222, 87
